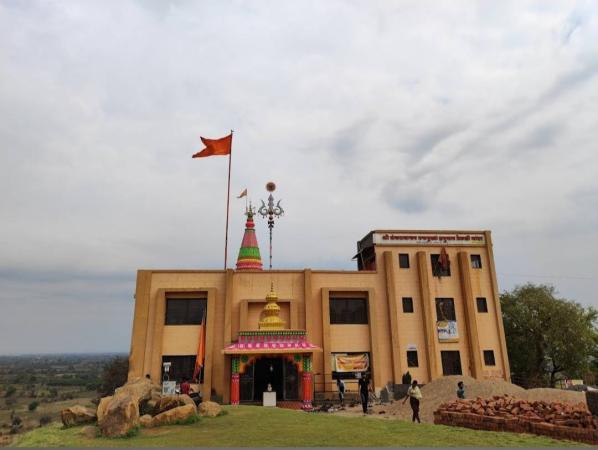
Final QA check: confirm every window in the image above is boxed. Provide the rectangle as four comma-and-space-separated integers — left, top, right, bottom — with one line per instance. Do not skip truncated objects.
161, 355, 201, 382
407, 350, 419, 367
483, 350, 496, 366
435, 298, 456, 321
471, 254, 482, 269
431, 254, 451, 277
398, 253, 410, 269
441, 351, 462, 375
165, 298, 207, 325
402, 297, 414, 313
476, 297, 488, 313
329, 298, 368, 324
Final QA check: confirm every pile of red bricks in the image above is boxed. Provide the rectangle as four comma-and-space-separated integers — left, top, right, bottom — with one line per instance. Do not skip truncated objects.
433, 395, 598, 445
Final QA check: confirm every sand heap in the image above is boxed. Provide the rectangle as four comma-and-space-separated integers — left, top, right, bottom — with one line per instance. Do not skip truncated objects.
370, 375, 585, 423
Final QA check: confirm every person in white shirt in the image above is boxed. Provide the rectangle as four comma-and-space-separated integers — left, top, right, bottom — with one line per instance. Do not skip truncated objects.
402, 379, 422, 423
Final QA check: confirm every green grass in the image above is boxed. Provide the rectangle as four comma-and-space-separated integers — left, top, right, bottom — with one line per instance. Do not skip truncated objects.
12, 406, 588, 447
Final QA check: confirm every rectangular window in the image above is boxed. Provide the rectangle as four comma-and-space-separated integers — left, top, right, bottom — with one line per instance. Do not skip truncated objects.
161, 355, 201, 383
441, 351, 462, 375
435, 298, 456, 321
329, 298, 368, 324
402, 297, 414, 313
165, 298, 207, 325
476, 297, 488, 313
484, 350, 496, 366
398, 253, 410, 269
407, 350, 419, 367
471, 254, 482, 269
431, 254, 451, 277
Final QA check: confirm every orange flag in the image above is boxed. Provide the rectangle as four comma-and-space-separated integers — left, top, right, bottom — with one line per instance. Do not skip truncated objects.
192, 133, 232, 158
193, 313, 206, 381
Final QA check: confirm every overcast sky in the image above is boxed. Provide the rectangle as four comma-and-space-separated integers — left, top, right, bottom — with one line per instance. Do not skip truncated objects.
1, 1, 597, 354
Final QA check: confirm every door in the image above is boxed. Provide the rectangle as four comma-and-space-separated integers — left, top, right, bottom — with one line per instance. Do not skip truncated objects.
441, 351, 463, 375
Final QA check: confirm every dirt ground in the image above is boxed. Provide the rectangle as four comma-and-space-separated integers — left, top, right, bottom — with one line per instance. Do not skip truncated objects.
331, 375, 586, 423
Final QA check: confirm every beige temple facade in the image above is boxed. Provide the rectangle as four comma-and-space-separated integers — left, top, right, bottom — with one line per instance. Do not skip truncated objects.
128, 228, 510, 405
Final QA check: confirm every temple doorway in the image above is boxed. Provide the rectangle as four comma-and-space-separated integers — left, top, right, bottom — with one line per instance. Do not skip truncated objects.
239, 357, 299, 402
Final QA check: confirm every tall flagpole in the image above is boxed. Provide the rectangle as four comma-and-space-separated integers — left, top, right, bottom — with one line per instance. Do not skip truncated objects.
223, 130, 234, 269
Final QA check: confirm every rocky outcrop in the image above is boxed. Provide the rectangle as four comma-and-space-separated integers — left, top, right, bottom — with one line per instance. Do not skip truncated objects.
153, 395, 196, 415
139, 414, 153, 428
96, 396, 113, 423
150, 404, 197, 427
61, 405, 97, 427
198, 401, 222, 417
98, 393, 139, 438
114, 377, 158, 403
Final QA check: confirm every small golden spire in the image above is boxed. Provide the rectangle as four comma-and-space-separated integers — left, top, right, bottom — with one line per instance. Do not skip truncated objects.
258, 284, 286, 330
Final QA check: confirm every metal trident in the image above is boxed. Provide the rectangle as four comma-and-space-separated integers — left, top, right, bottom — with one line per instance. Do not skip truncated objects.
258, 182, 284, 269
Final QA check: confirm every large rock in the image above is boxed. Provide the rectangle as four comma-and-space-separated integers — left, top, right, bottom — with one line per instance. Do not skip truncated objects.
98, 393, 140, 438
139, 414, 153, 428
61, 405, 97, 427
150, 404, 197, 427
198, 401, 222, 417
96, 396, 113, 423
114, 377, 157, 403
153, 395, 196, 415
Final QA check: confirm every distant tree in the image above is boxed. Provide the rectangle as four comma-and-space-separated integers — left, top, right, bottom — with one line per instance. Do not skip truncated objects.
98, 357, 129, 396
4, 386, 16, 398
501, 283, 598, 387
28, 401, 39, 411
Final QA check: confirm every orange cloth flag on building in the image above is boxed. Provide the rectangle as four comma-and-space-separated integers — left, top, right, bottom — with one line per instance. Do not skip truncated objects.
192, 133, 232, 158
192, 313, 206, 381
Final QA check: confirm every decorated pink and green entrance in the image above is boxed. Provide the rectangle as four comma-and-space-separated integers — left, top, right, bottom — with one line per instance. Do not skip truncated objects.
224, 330, 320, 409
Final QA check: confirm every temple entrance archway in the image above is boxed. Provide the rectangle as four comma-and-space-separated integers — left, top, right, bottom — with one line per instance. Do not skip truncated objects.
238, 356, 299, 402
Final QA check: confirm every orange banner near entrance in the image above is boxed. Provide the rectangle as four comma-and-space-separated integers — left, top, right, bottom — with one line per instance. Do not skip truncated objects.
333, 353, 369, 372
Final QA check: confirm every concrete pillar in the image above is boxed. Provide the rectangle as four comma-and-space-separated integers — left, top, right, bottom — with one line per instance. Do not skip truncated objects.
416, 251, 439, 380
383, 251, 403, 384
457, 251, 483, 379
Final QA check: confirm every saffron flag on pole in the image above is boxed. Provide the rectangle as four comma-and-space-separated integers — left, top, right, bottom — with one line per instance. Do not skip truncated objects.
237, 188, 247, 198
192, 133, 233, 158
193, 312, 206, 381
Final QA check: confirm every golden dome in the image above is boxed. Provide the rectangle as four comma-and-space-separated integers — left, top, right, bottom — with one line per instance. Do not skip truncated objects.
258, 284, 286, 330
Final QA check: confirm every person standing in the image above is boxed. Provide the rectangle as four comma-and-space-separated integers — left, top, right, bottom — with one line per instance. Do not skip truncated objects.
358, 373, 370, 414
336, 378, 346, 407
402, 380, 422, 423
457, 381, 465, 399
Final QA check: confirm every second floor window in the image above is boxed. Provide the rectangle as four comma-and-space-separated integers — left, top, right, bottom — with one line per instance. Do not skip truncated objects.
402, 297, 414, 313
476, 297, 488, 313
471, 254, 482, 269
398, 253, 410, 268
329, 298, 368, 324
435, 298, 456, 321
165, 298, 207, 325
431, 254, 451, 277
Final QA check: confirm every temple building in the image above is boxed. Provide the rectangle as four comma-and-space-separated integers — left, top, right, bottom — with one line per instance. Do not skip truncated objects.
128, 206, 510, 406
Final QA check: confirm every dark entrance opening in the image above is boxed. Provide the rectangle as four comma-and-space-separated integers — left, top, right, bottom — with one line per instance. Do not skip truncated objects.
254, 357, 283, 401
238, 357, 300, 403
441, 350, 463, 375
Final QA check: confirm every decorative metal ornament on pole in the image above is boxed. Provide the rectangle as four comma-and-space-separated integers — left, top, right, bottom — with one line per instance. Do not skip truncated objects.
258, 182, 284, 270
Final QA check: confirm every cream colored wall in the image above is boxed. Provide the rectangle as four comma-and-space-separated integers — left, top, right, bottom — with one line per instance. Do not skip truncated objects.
393, 249, 430, 383
469, 248, 506, 379
330, 325, 370, 352
162, 325, 201, 355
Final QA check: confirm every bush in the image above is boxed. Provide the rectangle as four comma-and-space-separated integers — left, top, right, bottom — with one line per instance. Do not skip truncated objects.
28, 401, 39, 411
39, 415, 52, 427
98, 357, 129, 396
4, 386, 16, 398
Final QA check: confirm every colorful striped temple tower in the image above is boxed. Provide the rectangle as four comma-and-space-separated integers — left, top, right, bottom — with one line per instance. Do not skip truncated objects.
236, 205, 263, 270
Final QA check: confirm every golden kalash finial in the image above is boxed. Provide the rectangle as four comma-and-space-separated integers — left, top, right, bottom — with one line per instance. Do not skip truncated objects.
258, 283, 286, 330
